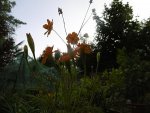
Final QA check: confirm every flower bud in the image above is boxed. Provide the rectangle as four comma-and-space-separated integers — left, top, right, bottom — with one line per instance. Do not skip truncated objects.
89, 0, 93, 4
58, 7, 63, 15
26, 33, 36, 60
54, 50, 61, 60
24, 45, 28, 60
97, 52, 100, 63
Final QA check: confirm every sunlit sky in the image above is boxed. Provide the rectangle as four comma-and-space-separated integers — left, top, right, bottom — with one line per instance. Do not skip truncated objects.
12, 0, 150, 57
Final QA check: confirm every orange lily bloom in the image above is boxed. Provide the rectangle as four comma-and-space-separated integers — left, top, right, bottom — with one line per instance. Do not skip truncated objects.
59, 53, 71, 62
66, 32, 79, 44
43, 19, 53, 37
77, 43, 92, 54
42, 46, 53, 64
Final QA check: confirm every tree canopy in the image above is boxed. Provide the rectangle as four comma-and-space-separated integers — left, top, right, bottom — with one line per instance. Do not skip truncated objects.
0, 0, 25, 70
93, 0, 150, 71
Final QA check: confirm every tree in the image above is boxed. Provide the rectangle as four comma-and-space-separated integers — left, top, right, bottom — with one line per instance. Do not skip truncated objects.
139, 18, 150, 60
93, 0, 141, 71
92, 0, 150, 104
0, 0, 25, 70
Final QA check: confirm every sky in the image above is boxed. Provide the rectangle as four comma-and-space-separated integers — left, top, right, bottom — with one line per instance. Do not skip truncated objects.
11, 0, 150, 58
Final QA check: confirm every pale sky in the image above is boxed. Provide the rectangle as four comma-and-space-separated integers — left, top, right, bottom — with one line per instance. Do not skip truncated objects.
12, 0, 150, 57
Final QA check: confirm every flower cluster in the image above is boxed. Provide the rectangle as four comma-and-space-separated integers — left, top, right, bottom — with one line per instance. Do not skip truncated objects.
41, 0, 93, 64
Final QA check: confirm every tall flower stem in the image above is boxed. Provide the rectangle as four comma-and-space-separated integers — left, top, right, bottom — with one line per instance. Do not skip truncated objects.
53, 29, 67, 45
96, 52, 100, 74
62, 14, 68, 36
78, 3, 91, 36
84, 54, 87, 77
96, 62, 99, 74
80, 12, 93, 31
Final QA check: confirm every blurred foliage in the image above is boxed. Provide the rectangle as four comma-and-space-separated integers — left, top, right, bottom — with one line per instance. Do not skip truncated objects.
93, 0, 150, 72
0, 0, 150, 113
0, 0, 25, 70
117, 48, 150, 104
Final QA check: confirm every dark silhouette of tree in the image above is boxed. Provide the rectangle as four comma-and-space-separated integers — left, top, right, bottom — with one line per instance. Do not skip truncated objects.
139, 19, 150, 60
92, 0, 150, 104
93, 0, 141, 71
0, 0, 25, 70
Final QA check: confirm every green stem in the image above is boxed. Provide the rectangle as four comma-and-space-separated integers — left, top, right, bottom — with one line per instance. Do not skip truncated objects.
12, 53, 24, 91
53, 29, 67, 45
62, 14, 68, 36
84, 54, 87, 77
96, 62, 99, 74
80, 12, 93, 30
78, 3, 91, 36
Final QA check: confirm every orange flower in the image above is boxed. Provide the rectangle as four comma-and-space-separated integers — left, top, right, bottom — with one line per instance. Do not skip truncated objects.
66, 32, 79, 44
43, 19, 53, 37
42, 46, 53, 64
77, 43, 92, 54
59, 53, 71, 62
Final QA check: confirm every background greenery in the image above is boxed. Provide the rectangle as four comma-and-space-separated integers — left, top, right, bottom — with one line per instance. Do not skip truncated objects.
0, 0, 150, 113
